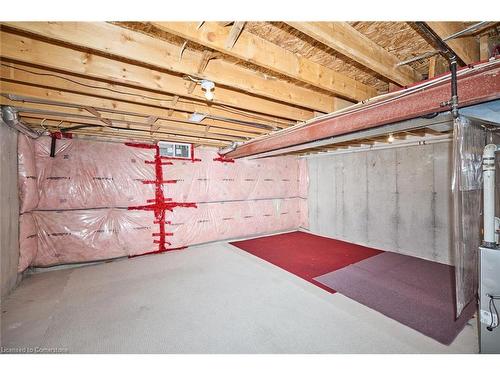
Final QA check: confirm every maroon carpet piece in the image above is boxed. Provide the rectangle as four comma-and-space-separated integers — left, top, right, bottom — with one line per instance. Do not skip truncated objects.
314, 252, 476, 345
231, 231, 383, 293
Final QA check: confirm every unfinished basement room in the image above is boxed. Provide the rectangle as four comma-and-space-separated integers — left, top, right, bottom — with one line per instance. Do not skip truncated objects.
1, 3, 500, 366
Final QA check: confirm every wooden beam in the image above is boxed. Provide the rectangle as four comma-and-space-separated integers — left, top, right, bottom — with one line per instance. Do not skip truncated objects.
225, 22, 246, 49
2, 22, 336, 113
428, 56, 437, 79
0, 31, 313, 121
426, 22, 480, 64
151, 22, 377, 101
428, 55, 448, 79
480, 34, 489, 60
6, 98, 254, 141
0, 77, 269, 136
23, 119, 230, 147
168, 96, 179, 117
6, 101, 256, 139
0, 62, 282, 131
83, 106, 112, 127
187, 50, 214, 94
146, 115, 159, 134
332, 97, 355, 111
20, 115, 244, 143
285, 22, 422, 86
0, 81, 271, 138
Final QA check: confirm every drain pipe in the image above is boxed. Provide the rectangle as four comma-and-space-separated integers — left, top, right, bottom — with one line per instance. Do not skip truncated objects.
414, 22, 461, 119
449, 55, 459, 119
483, 143, 500, 248
1, 106, 44, 138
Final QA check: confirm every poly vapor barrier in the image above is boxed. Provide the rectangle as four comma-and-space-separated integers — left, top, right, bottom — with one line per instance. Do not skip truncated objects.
452, 116, 493, 317
18, 135, 308, 271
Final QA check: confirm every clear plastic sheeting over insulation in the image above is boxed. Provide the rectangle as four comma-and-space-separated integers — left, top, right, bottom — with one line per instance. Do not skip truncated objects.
17, 135, 308, 270
452, 116, 489, 317
19, 136, 156, 211
20, 199, 307, 267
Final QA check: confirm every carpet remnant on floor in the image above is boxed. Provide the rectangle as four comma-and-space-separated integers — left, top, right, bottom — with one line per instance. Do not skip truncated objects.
314, 252, 476, 345
231, 231, 383, 293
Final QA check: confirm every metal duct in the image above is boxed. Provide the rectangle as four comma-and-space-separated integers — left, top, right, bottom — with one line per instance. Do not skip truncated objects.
1, 106, 44, 138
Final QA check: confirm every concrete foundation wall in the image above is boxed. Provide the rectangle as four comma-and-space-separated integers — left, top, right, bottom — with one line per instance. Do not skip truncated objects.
307, 141, 453, 265
1, 122, 20, 301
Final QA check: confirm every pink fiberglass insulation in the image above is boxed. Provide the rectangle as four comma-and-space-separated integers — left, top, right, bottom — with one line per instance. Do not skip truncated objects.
17, 135, 309, 270
165, 148, 303, 202
18, 135, 305, 210
298, 158, 308, 199
18, 213, 38, 272
23, 198, 305, 267
33, 136, 156, 210
31, 209, 156, 266
166, 198, 305, 248
18, 135, 39, 213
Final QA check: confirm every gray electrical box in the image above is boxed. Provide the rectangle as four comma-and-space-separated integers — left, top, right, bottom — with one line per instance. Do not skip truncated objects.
479, 246, 500, 353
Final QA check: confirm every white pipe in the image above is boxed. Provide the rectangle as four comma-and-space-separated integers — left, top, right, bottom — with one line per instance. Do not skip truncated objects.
495, 217, 500, 245
483, 143, 499, 247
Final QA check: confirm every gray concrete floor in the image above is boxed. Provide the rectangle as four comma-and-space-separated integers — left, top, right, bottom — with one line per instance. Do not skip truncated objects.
0, 242, 478, 353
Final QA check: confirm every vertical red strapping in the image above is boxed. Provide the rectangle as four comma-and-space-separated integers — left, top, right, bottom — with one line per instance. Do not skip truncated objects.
125, 142, 197, 257
153, 145, 167, 252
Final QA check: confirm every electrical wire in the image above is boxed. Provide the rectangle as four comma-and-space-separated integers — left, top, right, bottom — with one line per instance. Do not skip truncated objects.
1, 62, 294, 127
216, 104, 293, 127
487, 294, 500, 331
53, 123, 244, 142
1, 62, 178, 103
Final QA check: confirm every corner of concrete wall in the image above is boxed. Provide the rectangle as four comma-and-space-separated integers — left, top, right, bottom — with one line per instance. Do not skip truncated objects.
0, 121, 20, 302
306, 141, 454, 265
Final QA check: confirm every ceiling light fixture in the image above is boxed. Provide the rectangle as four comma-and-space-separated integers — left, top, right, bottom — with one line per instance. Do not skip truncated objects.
188, 112, 207, 123
388, 133, 395, 143
200, 80, 215, 101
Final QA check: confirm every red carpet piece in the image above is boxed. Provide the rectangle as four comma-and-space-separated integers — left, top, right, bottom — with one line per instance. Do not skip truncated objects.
231, 231, 383, 293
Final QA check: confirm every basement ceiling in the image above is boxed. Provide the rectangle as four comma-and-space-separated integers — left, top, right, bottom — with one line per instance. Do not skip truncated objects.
0, 21, 497, 149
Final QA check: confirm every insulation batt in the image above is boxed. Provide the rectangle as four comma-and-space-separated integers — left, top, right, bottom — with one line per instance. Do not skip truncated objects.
23, 198, 306, 267
18, 213, 38, 272
17, 135, 308, 270
32, 136, 156, 210
18, 135, 39, 212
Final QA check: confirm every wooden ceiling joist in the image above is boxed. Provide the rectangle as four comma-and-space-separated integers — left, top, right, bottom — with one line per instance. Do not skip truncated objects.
0, 30, 314, 122
8, 103, 257, 140
285, 22, 422, 86
1, 22, 336, 113
2, 85, 266, 138
23, 121, 230, 147
0, 80, 272, 134
0, 21, 482, 149
167, 95, 179, 117
425, 22, 480, 64
151, 22, 377, 101
5, 95, 252, 141
83, 106, 112, 127
20, 115, 244, 143
225, 22, 246, 49
0, 62, 284, 132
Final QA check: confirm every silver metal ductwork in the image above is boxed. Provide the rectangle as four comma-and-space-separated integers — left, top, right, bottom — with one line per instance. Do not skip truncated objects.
1, 106, 44, 138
